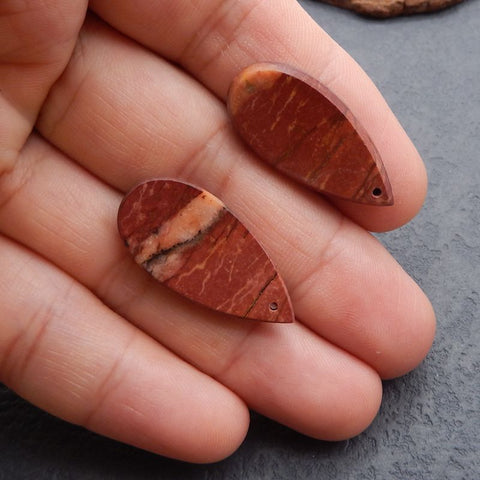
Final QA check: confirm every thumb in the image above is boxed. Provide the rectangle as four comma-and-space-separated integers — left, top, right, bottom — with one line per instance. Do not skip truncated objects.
0, 0, 87, 173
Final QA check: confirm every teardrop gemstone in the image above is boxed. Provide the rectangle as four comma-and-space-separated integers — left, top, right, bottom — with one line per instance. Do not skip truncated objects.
228, 63, 393, 206
118, 179, 294, 323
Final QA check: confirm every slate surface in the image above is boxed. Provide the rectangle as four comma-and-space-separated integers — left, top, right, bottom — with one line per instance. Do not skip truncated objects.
1, 1, 479, 478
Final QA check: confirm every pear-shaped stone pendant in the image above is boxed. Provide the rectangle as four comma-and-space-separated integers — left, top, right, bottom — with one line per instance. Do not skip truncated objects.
228, 63, 393, 205
118, 179, 294, 323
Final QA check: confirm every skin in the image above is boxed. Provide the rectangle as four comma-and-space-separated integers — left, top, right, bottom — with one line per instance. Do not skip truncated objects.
0, 0, 435, 464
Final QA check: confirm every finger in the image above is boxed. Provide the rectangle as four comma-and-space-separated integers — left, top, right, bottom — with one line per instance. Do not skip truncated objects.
0, 0, 87, 173
89, 0, 427, 231
37, 17, 435, 379
0, 235, 248, 463
0, 134, 382, 440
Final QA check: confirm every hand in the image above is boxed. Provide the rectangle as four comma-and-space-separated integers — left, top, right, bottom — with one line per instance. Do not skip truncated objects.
0, 0, 435, 463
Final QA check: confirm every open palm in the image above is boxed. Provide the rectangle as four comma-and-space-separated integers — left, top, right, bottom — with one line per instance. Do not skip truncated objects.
0, 0, 435, 463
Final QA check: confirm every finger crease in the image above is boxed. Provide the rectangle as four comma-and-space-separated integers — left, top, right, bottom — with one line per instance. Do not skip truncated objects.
36, 32, 90, 139
177, 0, 267, 76
82, 329, 138, 429
3, 277, 76, 387
174, 118, 232, 189
210, 320, 261, 382
289, 214, 348, 305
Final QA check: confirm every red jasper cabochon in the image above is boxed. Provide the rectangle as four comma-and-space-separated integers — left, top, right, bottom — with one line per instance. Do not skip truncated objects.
118, 179, 294, 323
228, 63, 393, 206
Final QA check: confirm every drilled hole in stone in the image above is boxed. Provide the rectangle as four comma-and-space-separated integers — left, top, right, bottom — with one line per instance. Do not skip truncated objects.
269, 302, 278, 311
372, 187, 383, 198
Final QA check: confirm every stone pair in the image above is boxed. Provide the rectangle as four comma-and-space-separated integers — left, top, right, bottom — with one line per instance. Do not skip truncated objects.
117, 63, 393, 323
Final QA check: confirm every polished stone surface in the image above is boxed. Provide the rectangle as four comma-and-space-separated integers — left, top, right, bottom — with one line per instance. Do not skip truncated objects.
1, 1, 479, 478
228, 63, 393, 205
118, 179, 293, 323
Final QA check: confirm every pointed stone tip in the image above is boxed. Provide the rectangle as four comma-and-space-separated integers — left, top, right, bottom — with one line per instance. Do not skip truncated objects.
368, 173, 394, 206
241, 272, 295, 323
274, 296, 295, 324
366, 185, 394, 206
243, 303, 295, 323
259, 301, 295, 323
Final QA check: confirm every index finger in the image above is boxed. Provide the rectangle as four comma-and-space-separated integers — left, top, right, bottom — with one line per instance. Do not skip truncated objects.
89, 0, 427, 232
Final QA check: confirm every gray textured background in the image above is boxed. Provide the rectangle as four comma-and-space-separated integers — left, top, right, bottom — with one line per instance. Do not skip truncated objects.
1, 1, 479, 478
